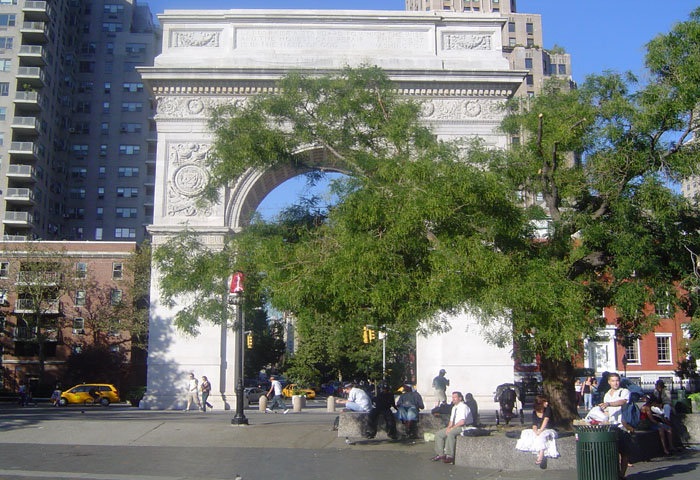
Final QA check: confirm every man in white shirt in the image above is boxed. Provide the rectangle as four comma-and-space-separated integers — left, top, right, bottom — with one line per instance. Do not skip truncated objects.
336, 383, 372, 412
431, 391, 473, 464
184, 373, 201, 411
600, 372, 631, 478
266, 376, 289, 414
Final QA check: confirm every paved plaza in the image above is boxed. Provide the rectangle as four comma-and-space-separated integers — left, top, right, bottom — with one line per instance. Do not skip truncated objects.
1, 402, 699, 480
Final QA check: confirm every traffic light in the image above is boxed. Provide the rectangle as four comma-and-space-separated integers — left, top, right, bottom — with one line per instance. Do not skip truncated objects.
246, 333, 253, 349
362, 326, 370, 343
368, 328, 376, 342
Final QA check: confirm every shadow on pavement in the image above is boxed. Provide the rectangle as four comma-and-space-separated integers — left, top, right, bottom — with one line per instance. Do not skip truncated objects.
629, 461, 699, 479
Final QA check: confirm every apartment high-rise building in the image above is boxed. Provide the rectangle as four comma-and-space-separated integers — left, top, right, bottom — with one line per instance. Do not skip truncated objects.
406, 1, 573, 100
0, 0, 160, 243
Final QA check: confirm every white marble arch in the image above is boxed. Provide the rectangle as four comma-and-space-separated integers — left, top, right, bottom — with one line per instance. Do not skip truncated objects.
139, 9, 524, 409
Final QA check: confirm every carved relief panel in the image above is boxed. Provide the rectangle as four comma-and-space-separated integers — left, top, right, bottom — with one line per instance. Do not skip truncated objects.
166, 142, 217, 218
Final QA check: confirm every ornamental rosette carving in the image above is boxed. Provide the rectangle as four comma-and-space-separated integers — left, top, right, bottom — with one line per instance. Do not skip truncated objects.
444, 34, 492, 51
172, 31, 221, 48
155, 96, 249, 119
167, 143, 213, 217
420, 99, 505, 121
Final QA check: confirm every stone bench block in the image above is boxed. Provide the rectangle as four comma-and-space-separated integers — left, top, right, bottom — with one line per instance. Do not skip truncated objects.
454, 429, 668, 471
337, 412, 448, 438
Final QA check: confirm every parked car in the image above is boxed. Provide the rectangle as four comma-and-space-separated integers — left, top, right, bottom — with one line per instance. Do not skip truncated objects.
281, 384, 316, 399
244, 387, 267, 404
59, 384, 119, 406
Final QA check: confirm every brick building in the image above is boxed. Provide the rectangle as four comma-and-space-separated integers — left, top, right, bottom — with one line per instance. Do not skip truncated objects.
0, 240, 144, 394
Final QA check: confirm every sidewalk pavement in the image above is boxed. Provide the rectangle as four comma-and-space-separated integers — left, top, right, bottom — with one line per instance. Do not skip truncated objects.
1, 403, 699, 480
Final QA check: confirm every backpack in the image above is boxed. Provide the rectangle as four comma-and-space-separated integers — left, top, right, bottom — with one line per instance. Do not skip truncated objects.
621, 400, 640, 429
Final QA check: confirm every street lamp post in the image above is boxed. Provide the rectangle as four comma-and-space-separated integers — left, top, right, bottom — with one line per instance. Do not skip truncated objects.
229, 272, 248, 426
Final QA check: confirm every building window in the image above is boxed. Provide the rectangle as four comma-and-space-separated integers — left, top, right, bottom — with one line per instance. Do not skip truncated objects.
97, 187, 105, 199
526, 75, 534, 86
98, 167, 106, 178
110, 289, 123, 305
101, 123, 109, 135
526, 23, 534, 35
525, 58, 533, 69
75, 290, 86, 307
0, 15, 16, 27
119, 145, 141, 156
0, 37, 13, 49
69, 188, 87, 199
558, 64, 567, 75
104, 82, 111, 94
656, 335, 672, 364
104, 4, 125, 14
116, 187, 138, 198
118, 167, 139, 177
70, 167, 87, 179
526, 38, 534, 48
115, 228, 136, 239
95, 228, 103, 240
116, 207, 138, 218
112, 263, 123, 280
78, 61, 95, 73
121, 102, 143, 112
0, 261, 9, 278
508, 21, 516, 33
0, 82, 8, 96
76, 262, 87, 278
624, 340, 640, 364
120, 123, 142, 133
102, 22, 123, 32
0, 58, 10, 71
509, 37, 516, 47
103, 102, 110, 113
123, 82, 144, 93
96, 207, 103, 219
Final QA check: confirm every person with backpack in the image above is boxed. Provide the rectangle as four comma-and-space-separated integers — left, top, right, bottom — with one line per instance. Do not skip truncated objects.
600, 373, 632, 479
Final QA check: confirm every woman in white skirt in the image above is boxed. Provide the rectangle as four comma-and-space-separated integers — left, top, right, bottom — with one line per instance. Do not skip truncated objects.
515, 394, 559, 464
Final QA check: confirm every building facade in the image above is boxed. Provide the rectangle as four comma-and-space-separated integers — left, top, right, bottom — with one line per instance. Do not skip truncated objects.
0, 0, 160, 244
0, 240, 141, 393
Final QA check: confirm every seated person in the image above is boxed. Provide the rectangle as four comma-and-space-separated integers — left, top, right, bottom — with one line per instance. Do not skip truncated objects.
515, 394, 559, 464
431, 391, 473, 464
336, 383, 372, 413
366, 383, 398, 440
397, 384, 425, 438
650, 380, 672, 420
639, 396, 677, 455
464, 392, 480, 426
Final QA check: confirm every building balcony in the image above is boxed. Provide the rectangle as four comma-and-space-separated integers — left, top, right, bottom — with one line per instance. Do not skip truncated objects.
14, 298, 60, 315
11, 116, 41, 135
14, 91, 42, 111
6, 164, 39, 182
18, 45, 47, 67
16, 270, 61, 285
20, 22, 48, 43
16, 67, 46, 88
2, 211, 34, 227
9, 142, 41, 161
22, 1, 51, 22
2, 235, 29, 241
5, 188, 36, 205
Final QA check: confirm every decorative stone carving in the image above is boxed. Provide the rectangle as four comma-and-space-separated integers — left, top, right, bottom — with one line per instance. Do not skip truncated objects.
172, 30, 221, 48
167, 143, 214, 217
444, 34, 492, 51
155, 96, 249, 119
420, 98, 505, 121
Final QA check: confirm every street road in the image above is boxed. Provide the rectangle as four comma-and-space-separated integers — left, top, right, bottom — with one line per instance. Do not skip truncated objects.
1, 404, 698, 480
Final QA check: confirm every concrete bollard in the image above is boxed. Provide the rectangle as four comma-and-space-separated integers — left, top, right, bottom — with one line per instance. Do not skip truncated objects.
259, 395, 268, 412
292, 395, 303, 412
327, 395, 336, 412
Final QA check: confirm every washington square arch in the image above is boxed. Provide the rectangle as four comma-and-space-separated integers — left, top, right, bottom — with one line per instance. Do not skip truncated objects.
138, 9, 527, 409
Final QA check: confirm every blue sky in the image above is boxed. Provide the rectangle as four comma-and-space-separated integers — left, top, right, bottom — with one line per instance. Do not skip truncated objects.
142, 1, 696, 217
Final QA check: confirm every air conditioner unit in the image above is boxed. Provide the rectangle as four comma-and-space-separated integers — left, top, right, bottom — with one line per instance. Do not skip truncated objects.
73, 328, 85, 335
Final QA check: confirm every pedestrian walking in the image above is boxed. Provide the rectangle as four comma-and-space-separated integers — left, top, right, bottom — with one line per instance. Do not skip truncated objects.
184, 373, 201, 411
266, 376, 289, 414
432, 369, 450, 407
201, 376, 213, 412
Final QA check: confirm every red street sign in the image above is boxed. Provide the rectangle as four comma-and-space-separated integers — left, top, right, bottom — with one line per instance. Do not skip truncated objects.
230, 272, 245, 293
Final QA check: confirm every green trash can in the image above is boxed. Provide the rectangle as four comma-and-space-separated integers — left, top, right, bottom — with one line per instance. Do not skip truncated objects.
574, 424, 619, 480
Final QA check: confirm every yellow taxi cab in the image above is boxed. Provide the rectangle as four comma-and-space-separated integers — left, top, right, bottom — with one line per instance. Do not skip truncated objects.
59, 383, 120, 406
281, 384, 316, 399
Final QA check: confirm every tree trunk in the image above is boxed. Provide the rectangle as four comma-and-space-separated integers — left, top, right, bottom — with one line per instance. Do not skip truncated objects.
539, 356, 578, 429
